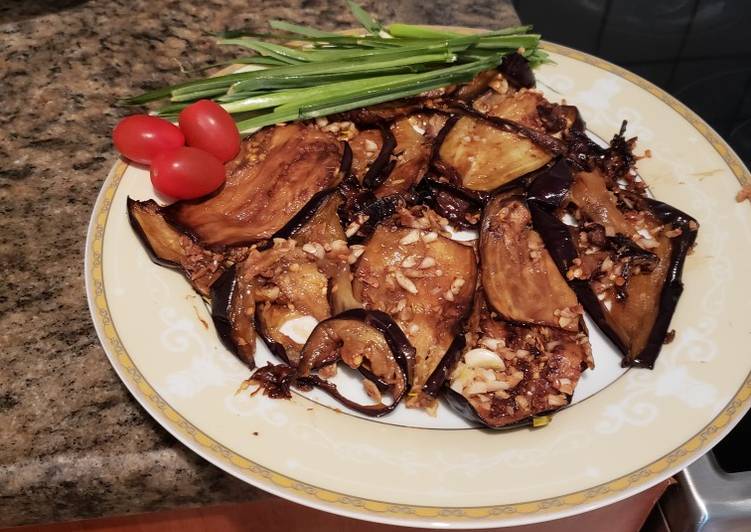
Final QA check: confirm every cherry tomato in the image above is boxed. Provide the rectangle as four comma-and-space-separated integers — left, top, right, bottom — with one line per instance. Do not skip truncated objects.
179, 100, 241, 162
150, 147, 225, 200
112, 115, 185, 165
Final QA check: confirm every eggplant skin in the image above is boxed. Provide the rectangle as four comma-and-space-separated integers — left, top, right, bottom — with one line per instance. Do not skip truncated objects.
421, 333, 466, 399
254, 192, 355, 367
417, 179, 483, 229
255, 246, 333, 367
499, 52, 535, 89
270, 188, 337, 242
629, 198, 698, 368
528, 202, 630, 357
352, 221, 478, 409
445, 295, 591, 429
526, 159, 573, 208
361, 126, 396, 190
127, 198, 227, 297
527, 158, 699, 368
436, 89, 563, 192
285, 192, 360, 315
349, 129, 384, 182
250, 309, 415, 417
210, 266, 256, 368
299, 309, 413, 419
374, 114, 446, 197
443, 388, 536, 430
213, 234, 340, 370
166, 123, 343, 248
127, 198, 183, 268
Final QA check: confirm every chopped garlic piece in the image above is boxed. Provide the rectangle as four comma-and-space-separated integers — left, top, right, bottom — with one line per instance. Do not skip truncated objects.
464, 348, 505, 369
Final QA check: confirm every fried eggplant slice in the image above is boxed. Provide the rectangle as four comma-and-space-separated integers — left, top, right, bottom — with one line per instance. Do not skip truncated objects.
253, 241, 334, 367
528, 155, 698, 368
339, 184, 412, 245
127, 198, 230, 296
498, 52, 535, 89
349, 129, 385, 182
292, 193, 360, 314
480, 195, 580, 331
255, 192, 356, 366
452, 69, 500, 101
250, 309, 413, 417
437, 89, 556, 191
445, 294, 592, 429
210, 202, 353, 370
211, 264, 256, 368
417, 177, 484, 229
374, 114, 447, 197
352, 212, 478, 410
165, 123, 343, 247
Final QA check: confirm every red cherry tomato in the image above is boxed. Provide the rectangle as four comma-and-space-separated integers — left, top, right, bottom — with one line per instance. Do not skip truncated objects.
112, 115, 185, 165
150, 147, 225, 200
179, 100, 241, 162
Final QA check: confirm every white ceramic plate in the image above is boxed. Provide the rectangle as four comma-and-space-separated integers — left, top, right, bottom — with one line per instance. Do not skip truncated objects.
86, 41, 751, 528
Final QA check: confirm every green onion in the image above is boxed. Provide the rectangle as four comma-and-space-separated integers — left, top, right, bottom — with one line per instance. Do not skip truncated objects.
385, 24, 464, 39
386, 23, 533, 39
532, 415, 551, 428
234, 57, 497, 133
268, 20, 339, 38
227, 51, 456, 94
122, 1, 549, 130
169, 87, 231, 102
346, 0, 381, 34
473, 34, 541, 50
218, 38, 310, 64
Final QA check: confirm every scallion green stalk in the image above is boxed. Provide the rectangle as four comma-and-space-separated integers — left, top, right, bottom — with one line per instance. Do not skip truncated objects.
122, 1, 549, 132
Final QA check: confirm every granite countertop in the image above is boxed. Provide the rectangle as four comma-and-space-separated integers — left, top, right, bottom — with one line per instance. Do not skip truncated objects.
0, 0, 518, 527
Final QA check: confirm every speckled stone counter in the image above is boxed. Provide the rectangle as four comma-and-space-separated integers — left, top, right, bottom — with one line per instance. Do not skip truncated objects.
0, 0, 518, 526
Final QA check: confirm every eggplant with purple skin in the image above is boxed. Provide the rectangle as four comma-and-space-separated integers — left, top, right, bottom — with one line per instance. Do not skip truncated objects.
210, 263, 256, 368
165, 123, 343, 248
253, 197, 356, 367
249, 309, 414, 417
253, 243, 334, 367
498, 52, 536, 89
445, 293, 592, 429
349, 128, 384, 182
352, 208, 478, 411
528, 152, 699, 368
480, 194, 581, 331
127, 198, 237, 297
283, 191, 361, 315
416, 176, 484, 229
439, 193, 592, 428
435, 86, 568, 192
297, 309, 413, 415
353, 126, 396, 190
373, 113, 447, 197
211, 189, 359, 369
338, 182, 413, 244
440, 192, 592, 428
